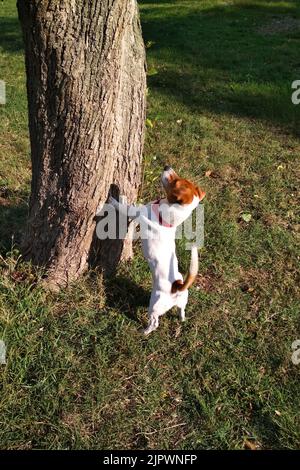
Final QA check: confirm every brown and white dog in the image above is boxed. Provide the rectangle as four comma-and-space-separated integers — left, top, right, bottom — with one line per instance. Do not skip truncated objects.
109, 166, 205, 334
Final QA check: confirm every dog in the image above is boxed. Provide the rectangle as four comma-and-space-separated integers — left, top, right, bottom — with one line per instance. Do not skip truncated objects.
109, 166, 205, 335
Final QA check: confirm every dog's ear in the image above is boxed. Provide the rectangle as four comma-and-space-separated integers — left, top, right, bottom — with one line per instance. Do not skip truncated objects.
195, 186, 206, 201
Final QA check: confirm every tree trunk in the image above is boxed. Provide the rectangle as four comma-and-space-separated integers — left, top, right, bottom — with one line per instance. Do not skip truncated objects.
17, 0, 146, 289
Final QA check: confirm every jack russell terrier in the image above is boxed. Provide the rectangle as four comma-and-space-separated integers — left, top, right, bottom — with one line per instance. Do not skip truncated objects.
109, 166, 205, 335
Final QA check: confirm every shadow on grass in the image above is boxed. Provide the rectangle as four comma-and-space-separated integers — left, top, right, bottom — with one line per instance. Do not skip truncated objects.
141, 0, 300, 134
250, 405, 282, 448
104, 275, 149, 324
140, 0, 299, 13
0, 16, 23, 54
0, 189, 28, 255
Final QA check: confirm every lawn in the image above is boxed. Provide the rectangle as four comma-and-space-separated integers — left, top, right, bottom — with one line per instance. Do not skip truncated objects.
0, 0, 300, 450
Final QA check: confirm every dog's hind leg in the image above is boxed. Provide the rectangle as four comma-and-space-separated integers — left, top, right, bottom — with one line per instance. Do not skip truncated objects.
179, 307, 186, 322
144, 291, 172, 335
144, 312, 159, 336
177, 290, 188, 322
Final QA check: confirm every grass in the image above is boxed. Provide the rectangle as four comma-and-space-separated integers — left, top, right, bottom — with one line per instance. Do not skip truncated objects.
0, 0, 300, 450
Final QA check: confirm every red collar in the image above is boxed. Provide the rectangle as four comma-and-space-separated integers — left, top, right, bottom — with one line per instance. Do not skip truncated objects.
151, 199, 173, 228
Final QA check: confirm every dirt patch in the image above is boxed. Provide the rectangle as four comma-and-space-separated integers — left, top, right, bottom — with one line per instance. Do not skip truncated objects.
195, 271, 222, 292
239, 267, 271, 293
258, 17, 300, 35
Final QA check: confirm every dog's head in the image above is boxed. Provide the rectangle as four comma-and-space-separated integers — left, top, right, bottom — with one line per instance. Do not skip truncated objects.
161, 166, 206, 207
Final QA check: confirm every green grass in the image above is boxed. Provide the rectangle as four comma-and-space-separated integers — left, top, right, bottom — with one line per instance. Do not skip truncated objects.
0, 0, 300, 450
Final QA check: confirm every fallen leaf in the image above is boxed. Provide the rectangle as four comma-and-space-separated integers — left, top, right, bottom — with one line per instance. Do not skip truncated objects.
146, 40, 156, 49
10, 271, 27, 283
146, 118, 153, 129
204, 169, 220, 179
147, 67, 158, 77
244, 439, 258, 450
241, 213, 252, 223
240, 283, 254, 293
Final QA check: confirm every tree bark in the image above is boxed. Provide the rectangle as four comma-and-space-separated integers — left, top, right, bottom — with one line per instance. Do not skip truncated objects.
17, 0, 146, 289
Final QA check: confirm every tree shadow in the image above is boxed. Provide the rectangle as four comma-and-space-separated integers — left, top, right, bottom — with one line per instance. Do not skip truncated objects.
0, 16, 24, 54
139, 0, 176, 4
0, 189, 28, 255
90, 184, 150, 323
88, 183, 127, 275
141, 0, 300, 134
104, 275, 150, 324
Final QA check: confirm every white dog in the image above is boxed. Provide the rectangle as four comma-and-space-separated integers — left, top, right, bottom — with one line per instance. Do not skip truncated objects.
109, 166, 205, 335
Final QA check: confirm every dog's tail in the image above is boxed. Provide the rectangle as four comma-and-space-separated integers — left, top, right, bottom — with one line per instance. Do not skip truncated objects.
171, 245, 198, 293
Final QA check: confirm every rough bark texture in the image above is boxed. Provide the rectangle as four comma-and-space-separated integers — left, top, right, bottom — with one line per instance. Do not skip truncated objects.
17, 0, 146, 288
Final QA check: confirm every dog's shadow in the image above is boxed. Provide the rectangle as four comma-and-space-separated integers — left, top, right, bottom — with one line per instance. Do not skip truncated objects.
104, 275, 150, 323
